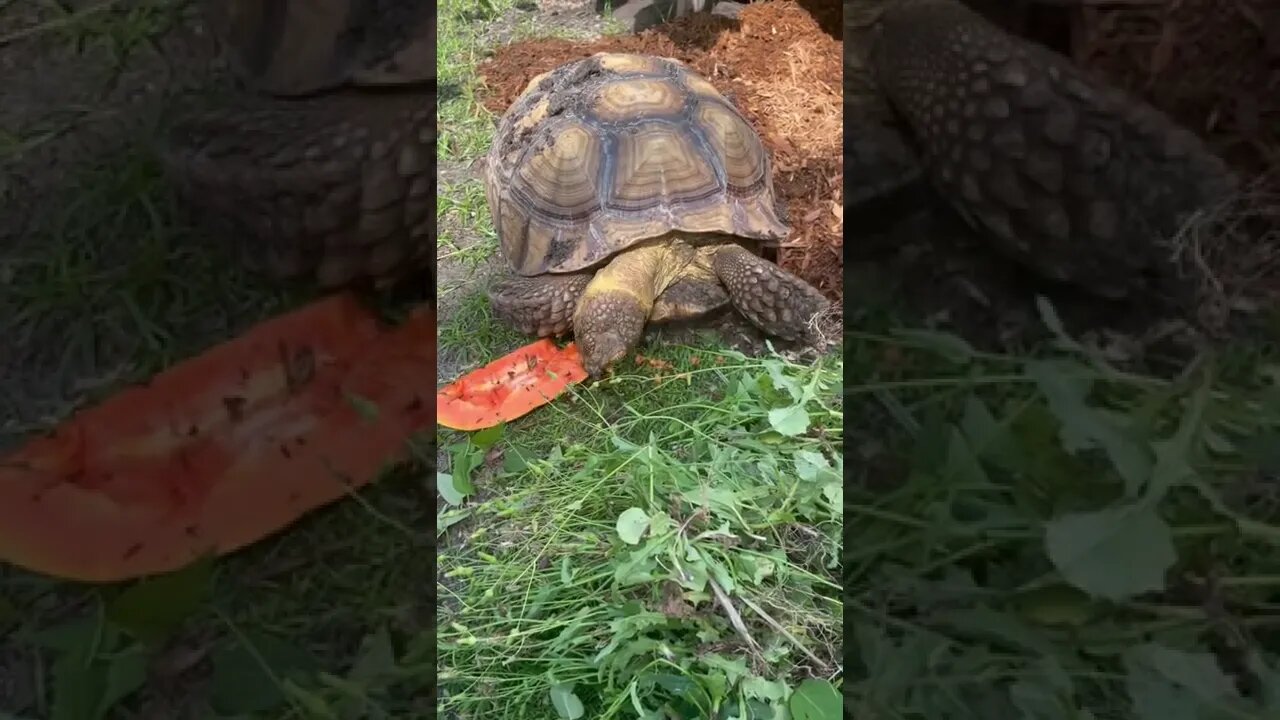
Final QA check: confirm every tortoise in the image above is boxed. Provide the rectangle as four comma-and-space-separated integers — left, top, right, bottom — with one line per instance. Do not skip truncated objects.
160, 0, 436, 290
845, 0, 1238, 308
483, 53, 831, 378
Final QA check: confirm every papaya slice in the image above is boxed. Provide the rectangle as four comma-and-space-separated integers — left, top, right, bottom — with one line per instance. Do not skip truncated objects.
436, 339, 587, 431
0, 294, 435, 583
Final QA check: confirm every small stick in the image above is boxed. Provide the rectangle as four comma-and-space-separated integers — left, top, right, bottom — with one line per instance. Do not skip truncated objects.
707, 576, 763, 661
736, 592, 832, 673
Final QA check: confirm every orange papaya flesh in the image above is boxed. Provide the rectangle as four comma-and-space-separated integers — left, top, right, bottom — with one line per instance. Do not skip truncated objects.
436, 339, 587, 431
0, 294, 436, 583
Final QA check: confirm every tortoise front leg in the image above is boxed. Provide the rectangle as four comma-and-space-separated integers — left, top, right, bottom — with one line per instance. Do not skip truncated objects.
710, 244, 829, 343
487, 272, 593, 338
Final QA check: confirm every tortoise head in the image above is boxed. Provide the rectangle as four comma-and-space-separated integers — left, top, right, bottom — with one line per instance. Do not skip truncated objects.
203, 0, 435, 97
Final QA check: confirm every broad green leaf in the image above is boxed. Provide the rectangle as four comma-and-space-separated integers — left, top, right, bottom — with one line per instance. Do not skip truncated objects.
284, 680, 338, 719
944, 426, 988, 485
892, 328, 975, 364
470, 423, 504, 449
448, 442, 481, 492
789, 678, 841, 720
649, 511, 676, 537
107, 557, 214, 644
910, 409, 950, 471
1149, 438, 1196, 500
1124, 644, 1241, 720
1028, 359, 1152, 494
676, 556, 709, 592
613, 540, 664, 585
700, 654, 748, 686
853, 623, 956, 710
1246, 652, 1280, 710
436, 472, 470, 506
50, 645, 103, 720
765, 360, 803, 402
548, 607, 593, 655
933, 606, 1058, 656
1126, 668, 1199, 720
736, 555, 776, 585
1147, 372, 1210, 501
1044, 502, 1175, 601
503, 444, 531, 474
682, 487, 750, 524
611, 435, 643, 453
960, 396, 1013, 461
1009, 679, 1068, 720
209, 633, 320, 714
1127, 644, 1239, 705
94, 649, 148, 718
704, 554, 734, 594
347, 626, 396, 683
741, 675, 787, 703
821, 481, 842, 508
616, 507, 650, 545
27, 616, 100, 654
644, 672, 709, 708
549, 683, 585, 719
793, 450, 834, 482
768, 404, 810, 437
437, 508, 470, 536
1015, 585, 1095, 627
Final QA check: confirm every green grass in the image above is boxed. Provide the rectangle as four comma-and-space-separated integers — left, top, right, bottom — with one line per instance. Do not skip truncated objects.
835, 309, 1280, 718
436, 178, 498, 273
1, 113, 298, 444
434, 1, 843, 717
438, 349, 843, 718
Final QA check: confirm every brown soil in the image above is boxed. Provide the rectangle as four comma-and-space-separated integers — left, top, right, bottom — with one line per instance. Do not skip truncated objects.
1072, 0, 1280, 181
475, 0, 845, 303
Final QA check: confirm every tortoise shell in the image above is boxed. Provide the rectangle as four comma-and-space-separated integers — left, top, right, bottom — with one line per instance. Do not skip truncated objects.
485, 53, 789, 277
203, 0, 435, 97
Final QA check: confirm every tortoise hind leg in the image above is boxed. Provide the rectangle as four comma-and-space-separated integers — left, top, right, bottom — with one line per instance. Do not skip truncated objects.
487, 273, 592, 338
710, 244, 829, 343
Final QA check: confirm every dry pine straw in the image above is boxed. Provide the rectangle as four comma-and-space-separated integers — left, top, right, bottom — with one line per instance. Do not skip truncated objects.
477, 1, 846, 302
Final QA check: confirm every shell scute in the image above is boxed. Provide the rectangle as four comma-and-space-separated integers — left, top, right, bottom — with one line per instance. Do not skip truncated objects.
487, 53, 788, 276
